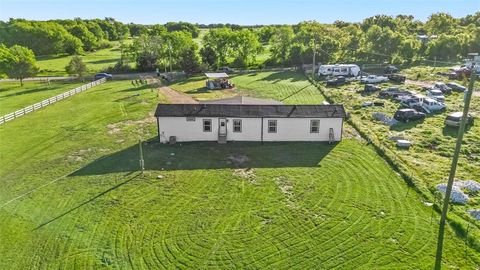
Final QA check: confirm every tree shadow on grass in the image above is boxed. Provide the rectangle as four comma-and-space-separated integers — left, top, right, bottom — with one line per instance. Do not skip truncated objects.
86, 59, 118, 65
34, 173, 141, 230
70, 140, 338, 176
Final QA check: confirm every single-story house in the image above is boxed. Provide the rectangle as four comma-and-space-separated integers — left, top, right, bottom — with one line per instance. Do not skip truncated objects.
154, 103, 346, 144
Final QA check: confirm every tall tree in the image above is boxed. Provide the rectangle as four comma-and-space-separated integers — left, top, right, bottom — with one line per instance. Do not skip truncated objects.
269, 26, 294, 66
6, 45, 38, 86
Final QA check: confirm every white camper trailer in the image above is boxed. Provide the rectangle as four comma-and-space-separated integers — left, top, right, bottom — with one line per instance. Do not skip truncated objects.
318, 64, 361, 77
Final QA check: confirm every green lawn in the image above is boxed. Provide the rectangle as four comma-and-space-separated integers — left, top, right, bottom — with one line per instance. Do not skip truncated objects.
36, 41, 130, 76
170, 71, 324, 104
0, 76, 479, 268
0, 80, 85, 115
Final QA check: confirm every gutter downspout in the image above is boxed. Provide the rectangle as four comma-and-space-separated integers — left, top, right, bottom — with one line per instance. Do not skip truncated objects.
261, 117, 264, 144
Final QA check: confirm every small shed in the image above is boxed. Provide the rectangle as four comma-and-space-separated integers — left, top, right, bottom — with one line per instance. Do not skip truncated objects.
205, 73, 234, 90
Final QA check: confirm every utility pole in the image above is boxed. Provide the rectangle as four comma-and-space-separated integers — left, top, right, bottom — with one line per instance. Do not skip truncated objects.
434, 67, 476, 270
312, 39, 316, 78
168, 41, 173, 73
139, 140, 145, 176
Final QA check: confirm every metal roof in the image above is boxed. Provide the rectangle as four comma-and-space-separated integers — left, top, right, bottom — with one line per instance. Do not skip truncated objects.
155, 104, 346, 118
200, 96, 283, 105
205, 73, 229, 78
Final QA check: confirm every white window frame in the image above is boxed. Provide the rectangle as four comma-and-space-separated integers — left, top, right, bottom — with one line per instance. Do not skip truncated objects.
268, 120, 277, 133
233, 119, 242, 133
203, 119, 212, 132
310, 119, 320, 133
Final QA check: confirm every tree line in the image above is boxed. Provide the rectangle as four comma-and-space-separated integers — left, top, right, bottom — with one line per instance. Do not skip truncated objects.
0, 18, 201, 55
0, 12, 479, 80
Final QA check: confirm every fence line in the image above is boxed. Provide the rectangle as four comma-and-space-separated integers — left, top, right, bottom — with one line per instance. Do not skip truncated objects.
0, 78, 106, 125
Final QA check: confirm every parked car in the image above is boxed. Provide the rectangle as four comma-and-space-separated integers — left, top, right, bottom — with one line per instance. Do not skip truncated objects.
387, 74, 406, 83
422, 97, 446, 113
94, 73, 113, 80
326, 76, 347, 86
219, 67, 234, 73
445, 82, 466, 92
394, 108, 426, 122
360, 75, 389, 84
445, 112, 474, 128
363, 84, 381, 93
432, 82, 452, 94
384, 65, 399, 74
426, 89, 445, 103
401, 94, 425, 108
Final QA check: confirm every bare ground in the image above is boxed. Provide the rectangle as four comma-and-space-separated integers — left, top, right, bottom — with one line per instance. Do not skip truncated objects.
158, 87, 198, 104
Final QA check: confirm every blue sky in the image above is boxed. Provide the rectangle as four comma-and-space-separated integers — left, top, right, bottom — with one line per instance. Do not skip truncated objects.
0, 0, 478, 25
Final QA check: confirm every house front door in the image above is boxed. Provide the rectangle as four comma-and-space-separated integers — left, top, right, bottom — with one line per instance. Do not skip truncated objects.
218, 118, 227, 135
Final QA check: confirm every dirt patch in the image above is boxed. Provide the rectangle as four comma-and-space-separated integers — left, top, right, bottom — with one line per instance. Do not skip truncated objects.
106, 114, 156, 136
226, 154, 250, 167
233, 168, 256, 181
405, 79, 435, 88
275, 176, 296, 208
342, 124, 364, 142
158, 87, 198, 104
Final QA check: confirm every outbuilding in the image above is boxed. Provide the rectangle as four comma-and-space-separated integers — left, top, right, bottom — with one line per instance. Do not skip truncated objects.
154, 104, 346, 144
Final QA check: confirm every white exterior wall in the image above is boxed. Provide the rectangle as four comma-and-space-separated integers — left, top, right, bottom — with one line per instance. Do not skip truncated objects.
158, 117, 343, 143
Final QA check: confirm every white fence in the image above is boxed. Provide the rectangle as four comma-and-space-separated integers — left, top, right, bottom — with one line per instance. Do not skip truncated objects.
0, 78, 106, 125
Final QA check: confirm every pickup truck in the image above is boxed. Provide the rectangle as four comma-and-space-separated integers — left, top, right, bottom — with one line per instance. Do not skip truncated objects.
360, 75, 389, 84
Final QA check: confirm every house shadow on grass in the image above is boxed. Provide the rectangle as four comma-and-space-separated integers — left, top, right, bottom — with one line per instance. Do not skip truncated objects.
70, 140, 338, 176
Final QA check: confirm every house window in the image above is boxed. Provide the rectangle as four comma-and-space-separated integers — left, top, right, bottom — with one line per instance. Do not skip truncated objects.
186, 116, 195, 122
310, 120, 320, 133
233, 119, 242, 133
203, 119, 212, 132
268, 120, 277, 133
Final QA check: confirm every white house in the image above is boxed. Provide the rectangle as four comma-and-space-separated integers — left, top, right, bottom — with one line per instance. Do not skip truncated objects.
155, 104, 346, 144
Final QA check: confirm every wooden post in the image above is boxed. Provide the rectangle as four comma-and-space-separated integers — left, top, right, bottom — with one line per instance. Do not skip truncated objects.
434, 68, 476, 270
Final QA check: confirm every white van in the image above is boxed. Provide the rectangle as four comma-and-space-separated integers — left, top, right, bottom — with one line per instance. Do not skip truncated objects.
318, 64, 361, 77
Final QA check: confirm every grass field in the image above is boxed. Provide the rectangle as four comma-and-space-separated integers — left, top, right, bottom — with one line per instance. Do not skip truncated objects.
0, 80, 85, 115
0, 75, 479, 268
36, 41, 130, 76
170, 71, 324, 104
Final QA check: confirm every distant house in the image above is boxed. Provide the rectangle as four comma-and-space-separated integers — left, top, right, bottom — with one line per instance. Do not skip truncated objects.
154, 103, 346, 144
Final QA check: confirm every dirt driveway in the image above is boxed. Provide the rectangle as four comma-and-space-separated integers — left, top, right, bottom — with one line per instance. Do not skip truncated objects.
158, 87, 198, 104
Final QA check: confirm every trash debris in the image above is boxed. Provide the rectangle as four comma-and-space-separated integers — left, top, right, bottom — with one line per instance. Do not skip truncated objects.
372, 112, 398, 126
396, 139, 412, 148
455, 180, 480, 193
468, 209, 480, 220
436, 183, 469, 204
157, 175, 164, 179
